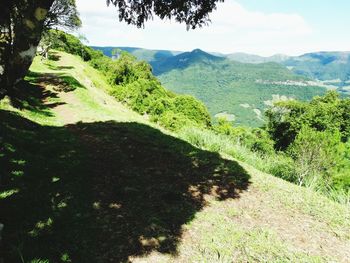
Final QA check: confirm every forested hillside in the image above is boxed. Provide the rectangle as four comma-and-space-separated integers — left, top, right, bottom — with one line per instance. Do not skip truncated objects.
153, 49, 326, 126
226, 51, 350, 93
94, 46, 330, 126
92, 46, 182, 64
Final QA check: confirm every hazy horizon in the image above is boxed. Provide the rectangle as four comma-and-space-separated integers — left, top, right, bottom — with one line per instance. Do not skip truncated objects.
89, 45, 350, 58
76, 0, 350, 57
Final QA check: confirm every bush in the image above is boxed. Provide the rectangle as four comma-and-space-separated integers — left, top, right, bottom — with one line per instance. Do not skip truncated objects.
158, 112, 193, 131
266, 91, 350, 150
213, 118, 274, 155
173, 95, 211, 127
287, 126, 344, 186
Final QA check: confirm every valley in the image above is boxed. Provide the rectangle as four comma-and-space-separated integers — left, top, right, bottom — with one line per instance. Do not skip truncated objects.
94, 46, 332, 126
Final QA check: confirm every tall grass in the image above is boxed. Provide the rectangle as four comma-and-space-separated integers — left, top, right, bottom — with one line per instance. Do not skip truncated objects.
178, 126, 350, 205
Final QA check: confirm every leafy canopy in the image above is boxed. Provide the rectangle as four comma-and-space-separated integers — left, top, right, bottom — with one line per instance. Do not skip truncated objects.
44, 0, 81, 31
106, 0, 224, 29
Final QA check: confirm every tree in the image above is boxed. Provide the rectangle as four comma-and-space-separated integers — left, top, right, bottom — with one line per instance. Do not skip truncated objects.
265, 91, 350, 150
288, 126, 344, 187
0, 0, 55, 98
39, 0, 82, 59
44, 0, 82, 31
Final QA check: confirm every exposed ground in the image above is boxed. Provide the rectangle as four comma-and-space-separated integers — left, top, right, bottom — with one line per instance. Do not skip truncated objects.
0, 52, 349, 263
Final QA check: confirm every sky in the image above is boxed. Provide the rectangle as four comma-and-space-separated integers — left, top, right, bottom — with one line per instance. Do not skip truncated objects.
75, 0, 350, 56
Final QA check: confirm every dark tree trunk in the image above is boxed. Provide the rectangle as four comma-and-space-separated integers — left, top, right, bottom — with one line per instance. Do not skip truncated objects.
0, 0, 54, 99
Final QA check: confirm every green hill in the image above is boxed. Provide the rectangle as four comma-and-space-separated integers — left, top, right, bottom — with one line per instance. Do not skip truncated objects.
91, 46, 182, 63
91, 46, 328, 126
227, 51, 350, 92
153, 49, 327, 126
283, 52, 350, 84
93, 46, 350, 123
1, 50, 349, 262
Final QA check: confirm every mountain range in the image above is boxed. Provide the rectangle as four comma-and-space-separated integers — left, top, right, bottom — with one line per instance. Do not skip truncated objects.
92, 46, 350, 126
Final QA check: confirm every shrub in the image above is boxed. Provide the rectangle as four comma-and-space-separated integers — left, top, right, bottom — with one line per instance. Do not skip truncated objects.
158, 112, 192, 131
213, 118, 274, 155
287, 126, 344, 186
173, 95, 211, 128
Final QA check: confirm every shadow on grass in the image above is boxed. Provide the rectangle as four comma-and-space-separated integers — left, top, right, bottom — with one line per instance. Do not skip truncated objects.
48, 53, 61, 61
0, 110, 250, 263
7, 72, 85, 116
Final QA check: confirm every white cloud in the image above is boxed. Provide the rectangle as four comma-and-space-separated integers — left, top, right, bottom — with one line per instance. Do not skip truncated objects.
76, 0, 315, 55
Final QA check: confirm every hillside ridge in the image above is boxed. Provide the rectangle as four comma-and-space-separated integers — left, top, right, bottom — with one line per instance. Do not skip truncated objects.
1, 51, 349, 262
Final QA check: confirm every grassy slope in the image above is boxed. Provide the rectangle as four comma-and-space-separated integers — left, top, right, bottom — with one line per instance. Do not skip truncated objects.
0, 51, 349, 263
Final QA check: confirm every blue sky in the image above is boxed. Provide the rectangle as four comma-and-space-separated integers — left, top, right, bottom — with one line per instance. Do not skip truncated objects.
76, 0, 350, 56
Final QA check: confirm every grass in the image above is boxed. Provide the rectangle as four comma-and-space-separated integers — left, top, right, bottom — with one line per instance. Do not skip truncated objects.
178, 211, 326, 262
0, 110, 250, 262
178, 126, 350, 206
1, 51, 349, 262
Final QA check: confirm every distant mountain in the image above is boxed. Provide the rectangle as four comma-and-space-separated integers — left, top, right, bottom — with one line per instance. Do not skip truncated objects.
227, 53, 290, 64
151, 48, 225, 75
91, 46, 182, 63
227, 51, 350, 87
282, 52, 350, 85
153, 49, 326, 126
93, 46, 350, 126
92, 47, 350, 86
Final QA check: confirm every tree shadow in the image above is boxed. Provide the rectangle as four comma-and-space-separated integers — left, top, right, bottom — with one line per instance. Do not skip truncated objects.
0, 110, 250, 262
7, 71, 85, 116
48, 53, 61, 61
54, 65, 75, 70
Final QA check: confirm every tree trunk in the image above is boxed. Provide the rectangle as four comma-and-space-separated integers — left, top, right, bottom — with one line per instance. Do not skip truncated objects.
0, 0, 54, 99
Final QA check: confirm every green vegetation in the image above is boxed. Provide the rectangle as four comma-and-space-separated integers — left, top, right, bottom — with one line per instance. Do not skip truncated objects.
266, 91, 350, 197
47, 30, 211, 131
153, 49, 327, 126
28, 30, 350, 202
1, 31, 349, 262
92, 46, 181, 63
176, 91, 350, 204
283, 52, 350, 84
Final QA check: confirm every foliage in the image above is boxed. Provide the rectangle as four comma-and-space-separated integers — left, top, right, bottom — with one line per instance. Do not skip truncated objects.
266, 91, 350, 150
213, 117, 274, 155
153, 49, 327, 127
265, 91, 350, 194
44, 0, 81, 31
48, 31, 212, 130
173, 95, 211, 127
106, 0, 224, 29
287, 126, 345, 186
43, 30, 96, 61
